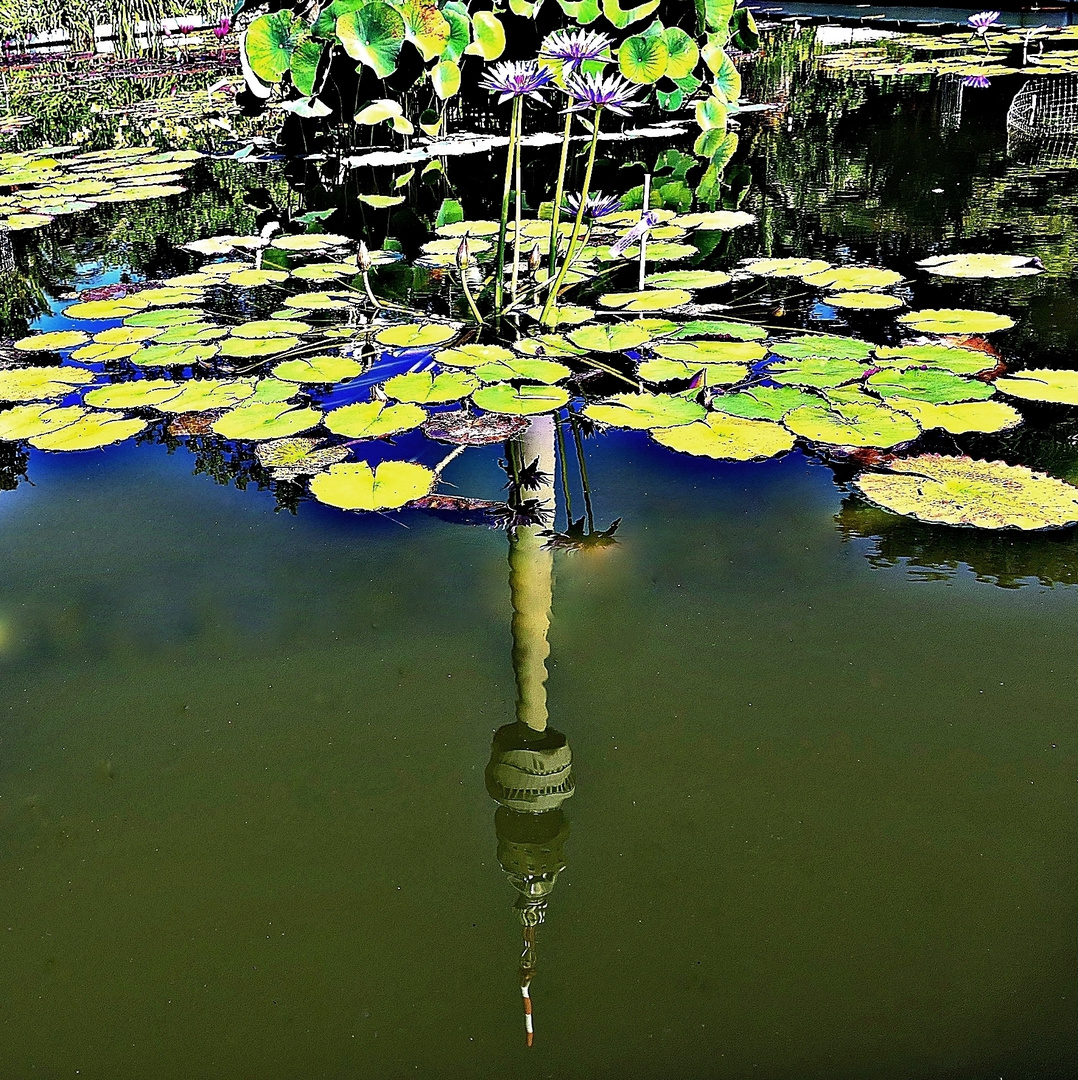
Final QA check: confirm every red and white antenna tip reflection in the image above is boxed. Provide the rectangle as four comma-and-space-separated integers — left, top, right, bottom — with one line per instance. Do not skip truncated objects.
521, 982, 534, 1047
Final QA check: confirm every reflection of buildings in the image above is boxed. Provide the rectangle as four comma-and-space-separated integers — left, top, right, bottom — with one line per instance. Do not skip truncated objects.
484, 416, 575, 1047
1007, 75, 1078, 171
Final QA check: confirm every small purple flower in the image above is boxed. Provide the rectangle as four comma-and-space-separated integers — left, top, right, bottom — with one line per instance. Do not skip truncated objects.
563, 191, 622, 220
962, 74, 991, 88
610, 210, 659, 257
213, 15, 231, 39
479, 60, 555, 104
967, 10, 1000, 31
563, 71, 643, 116
540, 28, 613, 71
178, 21, 196, 34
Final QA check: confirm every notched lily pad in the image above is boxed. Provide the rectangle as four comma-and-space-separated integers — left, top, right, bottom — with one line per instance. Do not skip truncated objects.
652, 413, 795, 460
898, 308, 1015, 335
995, 369, 1078, 406
784, 401, 921, 448
583, 392, 706, 430
309, 460, 435, 511
255, 437, 350, 479
324, 400, 427, 438
471, 383, 570, 415
382, 369, 478, 403
917, 253, 1043, 279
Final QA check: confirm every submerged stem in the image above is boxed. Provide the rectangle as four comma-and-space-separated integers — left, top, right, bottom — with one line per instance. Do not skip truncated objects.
540, 108, 601, 327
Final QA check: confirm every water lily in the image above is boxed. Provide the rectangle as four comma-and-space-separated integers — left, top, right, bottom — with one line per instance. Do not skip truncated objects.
563, 71, 642, 116
213, 16, 231, 39
562, 191, 622, 221
540, 28, 613, 71
479, 61, 555, 104
967, 10, 1000, 30
962, 74, 991, 88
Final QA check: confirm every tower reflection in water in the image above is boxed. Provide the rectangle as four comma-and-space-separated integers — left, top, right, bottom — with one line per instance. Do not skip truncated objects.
484, 415, 574, 1047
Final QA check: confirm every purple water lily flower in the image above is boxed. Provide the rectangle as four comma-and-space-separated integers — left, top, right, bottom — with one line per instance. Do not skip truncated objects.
479, 61, 555, 104
610, 210, 659, 258
213, 15, 231, 39
967, 10, 1000, 31
563, 71, 643, 116
962, 74, 991, 88
540, 28, 613, 71
563, 191, 622, 220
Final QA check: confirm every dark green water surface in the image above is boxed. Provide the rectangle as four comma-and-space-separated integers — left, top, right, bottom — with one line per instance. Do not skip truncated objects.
0, 436, 1075, 1078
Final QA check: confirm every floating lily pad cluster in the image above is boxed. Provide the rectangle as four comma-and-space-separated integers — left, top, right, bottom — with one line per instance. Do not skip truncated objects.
0, 145, 200, 232
2, 219, 1076, 529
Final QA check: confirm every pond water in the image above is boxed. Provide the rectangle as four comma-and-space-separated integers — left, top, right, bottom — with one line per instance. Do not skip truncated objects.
1, 34, 1077, 1078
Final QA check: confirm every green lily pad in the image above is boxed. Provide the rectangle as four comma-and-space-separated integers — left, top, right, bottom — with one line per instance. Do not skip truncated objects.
766, 356, 869, 389
743, 257, 831, 278
0, 403, 87, 440
568, 323, 651, 353
598, 289, 692, 311
473, 358, 571, 384
710, 385, 821, 421
0, 365, 96, 402
654, 341, 767, 364
471, 383, 570, 415
336, 3, 407, 78
382, 369, 478, 403
866, 366, 995, 404
855, 455, 1078, 530
802, 266, 903, 291
255, 438, 351, 479
272, 355, 364, 383
309, 460, 434, 511
84, 379, 185, 409
64, 297, 148, 320
652, 413, 795, 460
888, 398, 1022, 435
637, 359, 747, 385
92, 325, 158, 345
898, 308, 1015, 335
994, 369, 1078, 406
28, 411, 147, 451
436, 344, 516, 368
784, 401, 920, 448
14, 329, 90, 352
249, 377, 298, 404
584, 391, 706, 430
69, 341, 142, 363
823, 292, 903, 311
212, 402, 323, 440
128, 343, 219, 367
359, 194, 406, 209
154, 379, 258, 413
324, 400, 427, 438
124, 307, 205, 327
874, 344, 995, 374
228, 268, 291, 287
292, 262, 360, 281
523, 306, 595, 327
916, 253, 1043, 279
287, 292, 355, 312
645, 270, 731, 289
768, 335, 874, 361
670, 320, 767, 341
151, 324, 230, 345
218, 336, 301, 359
673, 211, 755, 231
271, 233, 350, 252
375, 323, 457, 348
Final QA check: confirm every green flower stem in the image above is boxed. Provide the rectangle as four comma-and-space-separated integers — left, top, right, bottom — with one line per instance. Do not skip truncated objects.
511, 108, 523, 304
540, 107, 601, 327
494, 96, 522, 315
361, 269, 383, 309
460, 267, 484, 325
548, 101, 574, 278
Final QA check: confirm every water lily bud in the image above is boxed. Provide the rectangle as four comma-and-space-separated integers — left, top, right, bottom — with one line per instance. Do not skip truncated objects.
528, 243, 542, 272
456, 237, 471, 270
357, 240, 372, 272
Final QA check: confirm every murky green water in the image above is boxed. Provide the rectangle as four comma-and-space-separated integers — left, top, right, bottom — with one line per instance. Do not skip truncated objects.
2, 38, 1078, 1078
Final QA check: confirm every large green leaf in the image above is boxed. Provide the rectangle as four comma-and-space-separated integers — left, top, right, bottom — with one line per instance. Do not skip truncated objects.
382, 370, 478, 403
652, 413, 794, 460
337, 2, 407, 78
711, 52, 741, 102
310, 460, 435, 511
29, 411, 146, 451
995, 369, 1078, 406
375, 323, 456, 348
784, 401, 920, 448
654, 340, 765, 363
767, 356, 868, 389
897, 308, 1015, 335
400, 0, 451, 60
465, 11, 505, 59
866, 366, 994, 404
888, 398, 1021, 435
212, 402, 323, 440
325, 400, 427, 438
471, 383, 570, 415
618, 32, 668, 83
855, 455, 1078, 530
0, 366, 96, 403
637, 358, 746, 384
473, 357, 571, 384
243, 10, 307, 83
710, 385, 820, 420
290, 36, 325, 96
874, 344, 995, 374
432, 59, 461, 99
0, 403, 87, 440
584, 391, 706, 429
696, 0, 734, 34
662, 27, 700, 79
768, 334, 873, 361
603, 0, 661, 30
440, 1, 471, 60
272, 355, 365, 383
568, 323, 650, 353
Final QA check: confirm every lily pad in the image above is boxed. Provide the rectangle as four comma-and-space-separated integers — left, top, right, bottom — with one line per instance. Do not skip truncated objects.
382, 370, 478, 403
69, 341, 142, 363
421, 410, 528, 445
568, 324, 650, 353
473, 358, 571, 384
854, 455, 1078, 530
598, 289, 692, 311
228, 268, 291, 287
271, 232, 350, 252
654, 341, 766, 364
637, 358, 747, 384
375, 323, 457, 348
995, 369, 1078, 407
124, 307, 205, 328
128, 343, 219, 367
866, 366, 994, 404
766, 356, 870, 389
802, 266, 903, 291
65, 297, 148, 320
28, 411, 147, 451
888, 398, 1022, 435
219, 336, 301, 359
874, 344, 995, 374
14, 329, 90, 352
784, 401, 920, 448
645, 270, 731, 289
324, 400, 427, 438
898, 308, 1015, 335
743, 257, 831, 278
710, 385, 821, 421
674, 211, 755, 231
652, 413, 795, 460
471, 383, 570, 415
917, 253, 1043, 279
584, 392, 706, 430
670, 320, 767, 341
255, 438, 351, 479
436, 344, 516, 368
0, 403, 87, 441
0, 365, 96, 402
212, 402, 323, 440
309, 460, 434, 511
84, 379, 185, 409
768, 335, 874, 361
154, 379, 258, 413
823, 292, 903, 311
272, 355, 364, 383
